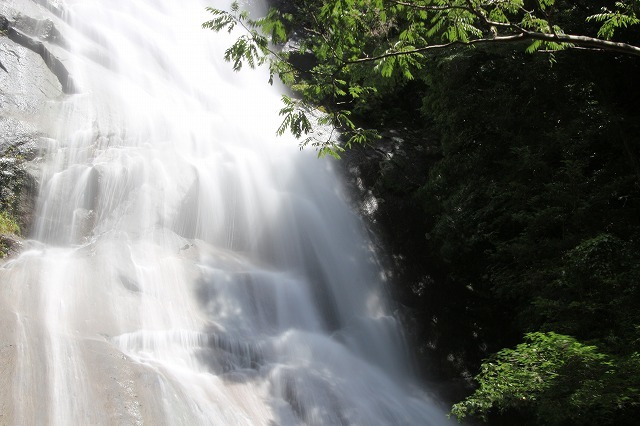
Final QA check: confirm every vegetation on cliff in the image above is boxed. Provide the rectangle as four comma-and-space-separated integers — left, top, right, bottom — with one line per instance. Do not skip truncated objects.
0, 211, 21, 258
0, 152, 25, 257
205, 0, 640, 423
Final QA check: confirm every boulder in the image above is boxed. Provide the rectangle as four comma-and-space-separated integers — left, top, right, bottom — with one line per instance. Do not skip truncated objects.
0, 233, 22, 258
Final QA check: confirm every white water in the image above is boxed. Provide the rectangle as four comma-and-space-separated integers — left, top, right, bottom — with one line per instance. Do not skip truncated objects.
1, 0, 449, 424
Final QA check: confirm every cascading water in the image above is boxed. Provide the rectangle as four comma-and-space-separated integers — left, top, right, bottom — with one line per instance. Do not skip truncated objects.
1, 0, 450, 424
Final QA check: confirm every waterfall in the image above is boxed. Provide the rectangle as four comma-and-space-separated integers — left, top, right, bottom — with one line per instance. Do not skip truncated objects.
1, 0, 449, 424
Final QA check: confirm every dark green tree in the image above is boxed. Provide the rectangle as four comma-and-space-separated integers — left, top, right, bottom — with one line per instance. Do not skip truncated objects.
451, 332, 640, 425
204, 0, 640, 156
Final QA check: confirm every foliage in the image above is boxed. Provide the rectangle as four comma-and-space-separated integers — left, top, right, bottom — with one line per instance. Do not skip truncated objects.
1, 150, 27, 243
205, 1, 640, 423
398, 47, 640, 422
535, 234, 640, 348
204, 1, 640, 156
330, 44, 640, 421
0, 211, 20, 235
0, 193, 24, 260
450, 332, 640, 425
587, 1, 640, 39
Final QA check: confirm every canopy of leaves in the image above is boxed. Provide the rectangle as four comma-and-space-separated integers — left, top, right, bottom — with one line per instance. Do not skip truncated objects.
451, 332, 640, 425
204, 1, 640, 156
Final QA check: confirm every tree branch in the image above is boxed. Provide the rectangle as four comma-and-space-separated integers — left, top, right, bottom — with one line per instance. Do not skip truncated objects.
391, 0, 469, 12
345, 34, 525, 65
344, 30, 640, 67
523, 31, 640, 57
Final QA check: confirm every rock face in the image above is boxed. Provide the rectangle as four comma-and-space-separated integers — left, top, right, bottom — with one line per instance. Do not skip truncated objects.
338, 130, 465, 388
1, 0, 66, 256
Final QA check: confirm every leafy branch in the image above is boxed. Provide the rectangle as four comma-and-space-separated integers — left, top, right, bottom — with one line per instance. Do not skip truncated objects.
204, 1, 640, 157
203, 2, 382, 157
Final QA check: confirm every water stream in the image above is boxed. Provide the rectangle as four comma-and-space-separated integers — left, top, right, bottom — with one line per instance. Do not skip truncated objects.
1, 0, 449, 424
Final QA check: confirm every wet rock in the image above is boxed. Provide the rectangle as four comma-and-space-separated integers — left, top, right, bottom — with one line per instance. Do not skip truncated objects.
5, 27, 73, 92
11, 14, 63, 44
1, 3, 67, 247
0, 234, 22, 258
282, 34, 317, 77
0, 38, 63, 110
30, 0, 66, 18
1, 0, 73, 93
